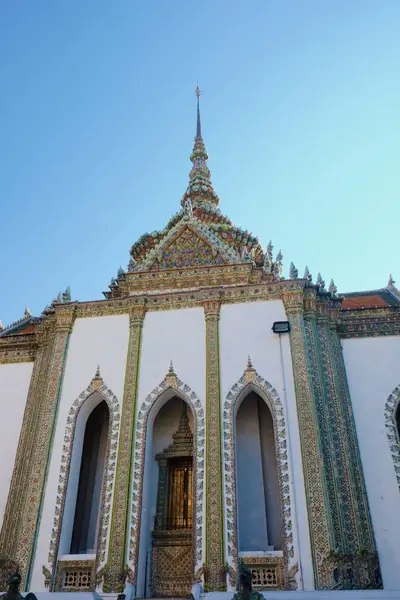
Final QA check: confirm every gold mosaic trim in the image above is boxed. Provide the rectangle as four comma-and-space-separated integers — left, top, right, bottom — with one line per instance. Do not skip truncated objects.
103, 307, 145, 593
241, 555, 285, 590
203, 300, 225, 591
128, 371, 205, 584
0, 342, 48, 557
16, 312, 74, 588
0, 334, 37, 364
72, 279, 302, 319
45, 371, 120, 585
328, 324, 377, 551
54, 558, 95, 592
222, 363, 297, 590
281, 291, 330, 588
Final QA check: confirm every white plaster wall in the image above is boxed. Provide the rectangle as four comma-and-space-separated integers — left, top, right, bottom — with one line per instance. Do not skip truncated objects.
135, 307, 205, 595
30, 314, 130, 591
137, 307, 206, 404
0, 362, 33, 530
219, 300, 314, 590
342, 335, 400, 590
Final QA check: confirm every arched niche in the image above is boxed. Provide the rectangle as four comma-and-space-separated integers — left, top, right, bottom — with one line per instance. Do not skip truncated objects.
222, 360, 298, 590
235, 389, 281, 551
47, 370, 120, 586
129, 367, 205, 597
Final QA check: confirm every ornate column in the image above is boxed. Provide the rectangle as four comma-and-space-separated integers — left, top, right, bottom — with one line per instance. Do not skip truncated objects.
302, 290, 344, 554
327, 299, 380, 582
0, 319, 53, 563
315, 296, 357, 554
17, 308, 75, 589
281, 289, 331, 589
203, 299, 225, 591
103, 305, 145, 593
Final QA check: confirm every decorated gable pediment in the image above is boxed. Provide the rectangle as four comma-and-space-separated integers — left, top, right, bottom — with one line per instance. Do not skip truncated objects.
154, 227, 225, 270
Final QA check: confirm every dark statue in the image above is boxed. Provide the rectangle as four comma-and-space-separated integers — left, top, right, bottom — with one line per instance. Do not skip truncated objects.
0, 571, 38, 600
232, 561, 263, 600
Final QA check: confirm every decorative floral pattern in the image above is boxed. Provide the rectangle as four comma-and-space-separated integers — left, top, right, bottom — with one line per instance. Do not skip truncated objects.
385, 385, 400, 492
222, 364, 298, 590
128, 373, 205, 581
157, 229, 225, 269
47, 373, 120, 582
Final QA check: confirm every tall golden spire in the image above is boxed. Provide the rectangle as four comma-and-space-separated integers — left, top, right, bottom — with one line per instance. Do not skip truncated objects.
181, 86, 219, 207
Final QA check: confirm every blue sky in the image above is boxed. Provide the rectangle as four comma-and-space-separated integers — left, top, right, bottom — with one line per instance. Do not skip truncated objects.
1, 1, 399, 326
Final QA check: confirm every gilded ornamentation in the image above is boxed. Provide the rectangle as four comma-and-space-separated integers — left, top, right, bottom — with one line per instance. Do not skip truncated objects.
46, 370, 120, 586
222, 363, 298, 590
16, 309, 75, 589
128, 371, 205, 585
151, 534, 193, 597
315, 308, 357, 553
240, 555, 284, 590
385, 384, 400, 492
328, 302, 377, 553
281, 290, 331, 588
203, 299, 225, 591
0, 335, 50, 560
54, 559, 95, 592
156, 228, 225, 269
104, 306, 145, 593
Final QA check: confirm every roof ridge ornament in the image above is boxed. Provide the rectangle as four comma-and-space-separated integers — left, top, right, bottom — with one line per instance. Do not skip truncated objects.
289, 262, 298, 280
387, 273, 400, 299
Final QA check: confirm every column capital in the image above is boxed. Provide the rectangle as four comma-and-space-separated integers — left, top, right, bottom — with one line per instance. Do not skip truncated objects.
316, 296, 330, 324
55, 308, 76, 333
129, 304, 146, 327
35, 319, 55, 347
202, 299, 221, 318
328, 298, 342, 331
281, 289, 304, 316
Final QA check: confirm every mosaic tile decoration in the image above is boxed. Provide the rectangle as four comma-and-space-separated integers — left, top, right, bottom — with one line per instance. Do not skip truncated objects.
46, 370, 120, 586
128, 371, 205, 583
222, 360, 298, 590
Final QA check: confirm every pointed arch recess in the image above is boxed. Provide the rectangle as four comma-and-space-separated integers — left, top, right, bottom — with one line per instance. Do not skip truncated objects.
47, 372, 121, 577
222, 364, 297, 589
128, 371, 205, 582
385, 385, 400, 491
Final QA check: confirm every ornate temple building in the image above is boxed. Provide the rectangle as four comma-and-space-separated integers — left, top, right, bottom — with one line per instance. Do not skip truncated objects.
1, 91, 400, 598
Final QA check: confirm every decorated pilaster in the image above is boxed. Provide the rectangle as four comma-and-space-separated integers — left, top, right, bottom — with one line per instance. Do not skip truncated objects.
203, 299, 225, 591
315, 290, 358, 555
17, 307, 75, 589
281, 288, 331, 589
0, 319, 54, 565
327, 296, 381, 583
302, 287, 344, 554
103, 304, 146, 593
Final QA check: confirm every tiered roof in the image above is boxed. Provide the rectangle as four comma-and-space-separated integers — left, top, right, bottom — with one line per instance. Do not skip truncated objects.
104, 88, 284, 299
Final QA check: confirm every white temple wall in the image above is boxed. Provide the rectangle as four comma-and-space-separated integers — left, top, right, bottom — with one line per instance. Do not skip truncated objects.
342, 335, 400, 590
0, 361, 33, 530
137, 307, 206, 405
135, 307, 205, 596
219, 300, 315, 590
30, 314, 130, 591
